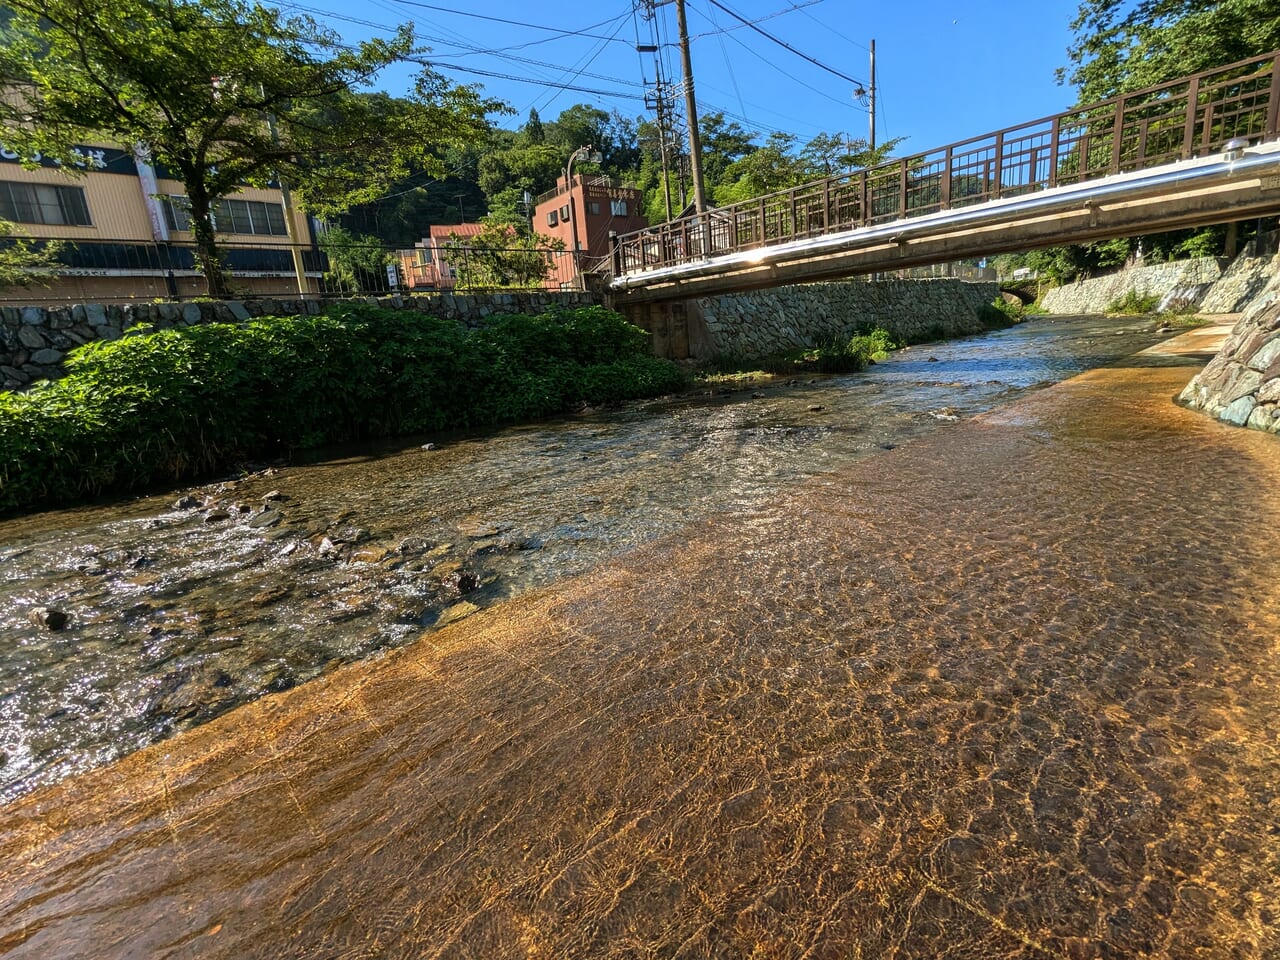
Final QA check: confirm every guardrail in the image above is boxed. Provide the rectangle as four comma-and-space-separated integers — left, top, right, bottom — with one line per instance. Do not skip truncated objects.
611, 50, 1280, 278
0, 238, 577, 303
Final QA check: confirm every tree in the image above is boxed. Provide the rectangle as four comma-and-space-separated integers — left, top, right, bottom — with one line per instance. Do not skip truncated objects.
1061, 0, 1280, 102
0, 0, 498, 296
0, 220, 64, 290
316, 225, 391, 292
1051, 0, 1280, 270
799, 133, 902, 177
441, 220, 564, 290
523, 108, 545, 145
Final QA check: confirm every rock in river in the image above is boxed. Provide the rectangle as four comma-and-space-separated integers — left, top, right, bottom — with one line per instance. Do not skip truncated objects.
29, 606, 69, 630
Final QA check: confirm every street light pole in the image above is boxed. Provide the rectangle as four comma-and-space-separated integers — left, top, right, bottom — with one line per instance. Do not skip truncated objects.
565, 144, 600, 290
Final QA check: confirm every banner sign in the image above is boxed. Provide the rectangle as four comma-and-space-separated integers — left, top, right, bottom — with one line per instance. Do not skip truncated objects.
0, 144, 138, 176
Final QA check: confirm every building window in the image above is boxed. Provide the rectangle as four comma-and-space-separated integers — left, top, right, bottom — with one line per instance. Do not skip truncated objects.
546, 210, 558, 227
588, 201, 600, 215
163, 195, 193, 231
610, 199, 628, 216
163, 195, 287, 235
560, 204, 570, 220
218, 198, 287, 235
0, 180, 91, 226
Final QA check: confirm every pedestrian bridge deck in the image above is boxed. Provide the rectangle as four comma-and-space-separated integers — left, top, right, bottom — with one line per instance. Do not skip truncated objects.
609, 50, 1280, 304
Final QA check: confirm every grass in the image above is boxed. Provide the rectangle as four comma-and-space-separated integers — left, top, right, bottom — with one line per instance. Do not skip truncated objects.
1105, 289, 1163, 315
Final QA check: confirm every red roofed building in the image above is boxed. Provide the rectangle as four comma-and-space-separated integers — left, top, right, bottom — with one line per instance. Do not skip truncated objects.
398, 223, 490, 291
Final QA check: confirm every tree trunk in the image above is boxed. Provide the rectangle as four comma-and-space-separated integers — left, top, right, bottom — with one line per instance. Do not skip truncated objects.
186, 188, 230, 298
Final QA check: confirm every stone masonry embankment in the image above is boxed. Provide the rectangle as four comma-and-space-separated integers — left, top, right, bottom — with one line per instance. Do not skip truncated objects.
1039, 257, 1224, 314
1179, 268, 1280, 434
0, 292, 596, 392
687, 279, 999, 361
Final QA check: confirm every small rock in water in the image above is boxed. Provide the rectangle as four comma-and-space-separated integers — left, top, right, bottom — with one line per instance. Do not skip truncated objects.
234, 502, 253, 513
29, 606, 69, 630
751, 392, 764, 399
173, 495, 202, 510
262, 490, 288, 502
927, 356, 940, 362
204, 511, 232, 524
350, 545, 390, 564
420, 442, 436, 451
444, 570, 481, 596
436, 600, 480, 628
248, 509, 282, 529
929, 407, 961, 421
317, 537, 341, 557
879, 442, 896, 450
458, 517, 501, 539
807, 404, 825, 413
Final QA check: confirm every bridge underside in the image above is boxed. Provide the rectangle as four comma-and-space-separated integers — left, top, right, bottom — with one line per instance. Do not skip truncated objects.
609, 147, 1280, 306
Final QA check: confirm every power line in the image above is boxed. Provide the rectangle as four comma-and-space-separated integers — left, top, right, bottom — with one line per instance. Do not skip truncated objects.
688, 0, 822, 42
703, 0, 865, 88
686, 1, 866, 116
382, 0, 632, 43
530, 13, 634, 114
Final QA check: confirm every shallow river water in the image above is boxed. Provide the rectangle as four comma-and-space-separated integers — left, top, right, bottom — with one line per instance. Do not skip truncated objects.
0, 315, 1175, 802
2, 318, 1279, 959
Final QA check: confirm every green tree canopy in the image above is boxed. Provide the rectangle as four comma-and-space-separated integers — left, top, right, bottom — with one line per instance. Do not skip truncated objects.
0, 0, 499, 295
1061, 0, 1280, 102
1051, 0, 1280, 270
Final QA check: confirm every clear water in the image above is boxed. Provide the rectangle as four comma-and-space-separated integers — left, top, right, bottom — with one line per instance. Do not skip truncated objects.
0, 315, 1173, 803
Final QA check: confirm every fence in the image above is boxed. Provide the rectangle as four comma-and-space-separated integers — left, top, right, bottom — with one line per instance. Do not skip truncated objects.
0, 238, 579, 304
613, 49, 1280, 276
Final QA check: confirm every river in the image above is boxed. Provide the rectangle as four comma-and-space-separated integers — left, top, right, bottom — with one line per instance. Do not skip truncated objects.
0, 314, 1177, 803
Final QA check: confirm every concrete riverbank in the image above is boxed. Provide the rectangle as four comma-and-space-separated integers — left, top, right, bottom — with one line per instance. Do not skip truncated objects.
2, 323, 1277, 959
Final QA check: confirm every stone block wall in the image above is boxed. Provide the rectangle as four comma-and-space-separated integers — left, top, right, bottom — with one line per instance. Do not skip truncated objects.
0, 292, 596, 392
1197, 253, 1280, 314
1039, 257, 1224, 315
687, 279, 1000, 361
1179, 270, 1280, 435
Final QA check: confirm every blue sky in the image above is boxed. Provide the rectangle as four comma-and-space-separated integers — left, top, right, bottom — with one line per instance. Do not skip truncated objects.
276, 0, 1083, 155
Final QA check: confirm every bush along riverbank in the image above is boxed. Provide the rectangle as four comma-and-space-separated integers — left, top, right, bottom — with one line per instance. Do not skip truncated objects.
0, 304, 686, 515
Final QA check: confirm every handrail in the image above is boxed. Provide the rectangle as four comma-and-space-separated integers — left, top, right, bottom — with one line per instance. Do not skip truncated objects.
611, 48, 1280, 278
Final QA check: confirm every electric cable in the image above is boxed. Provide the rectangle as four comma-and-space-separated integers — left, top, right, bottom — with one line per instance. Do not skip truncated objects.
704, 0, 865, 87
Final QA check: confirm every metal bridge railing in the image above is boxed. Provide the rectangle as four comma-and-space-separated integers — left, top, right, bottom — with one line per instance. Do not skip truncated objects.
611, 49, 1280, 278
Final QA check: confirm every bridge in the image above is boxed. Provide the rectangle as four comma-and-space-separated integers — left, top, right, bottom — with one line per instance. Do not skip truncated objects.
606, 50, 1280, 306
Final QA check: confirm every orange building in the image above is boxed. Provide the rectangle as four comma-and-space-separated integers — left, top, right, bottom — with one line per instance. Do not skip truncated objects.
533, 174, 648, 287
398, 223, 487, 291
0, 141, 320, 303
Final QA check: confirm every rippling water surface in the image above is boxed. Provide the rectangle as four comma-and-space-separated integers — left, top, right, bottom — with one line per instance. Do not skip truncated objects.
0, 315, 1175, 801
3, 318, 1279, 959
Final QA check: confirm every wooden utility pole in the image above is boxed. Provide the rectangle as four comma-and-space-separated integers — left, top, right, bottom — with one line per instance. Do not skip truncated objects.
674, 0, 707, 215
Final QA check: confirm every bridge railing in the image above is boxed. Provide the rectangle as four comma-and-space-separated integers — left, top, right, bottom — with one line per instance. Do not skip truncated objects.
611, 50, 1280, 278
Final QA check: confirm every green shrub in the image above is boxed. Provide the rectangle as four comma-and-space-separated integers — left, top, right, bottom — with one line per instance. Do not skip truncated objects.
1105, 289, 1162, 314
0, 304, 685, 514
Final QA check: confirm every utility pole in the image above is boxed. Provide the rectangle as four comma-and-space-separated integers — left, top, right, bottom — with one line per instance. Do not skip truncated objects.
869, 39, 877, 151
673, 0, 707, 216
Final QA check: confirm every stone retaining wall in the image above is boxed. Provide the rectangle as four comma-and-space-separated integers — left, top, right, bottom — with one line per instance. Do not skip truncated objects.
1197, 252, 1280, 314
0, 292, 596, 391
687, 279, 1000, 361
1039, 257, 1224, 314
1179, 270, 1280, 435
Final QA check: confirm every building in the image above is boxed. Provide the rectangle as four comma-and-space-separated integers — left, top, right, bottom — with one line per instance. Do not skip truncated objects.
398, 223, 487, 291
533, 173, 648, 287
0, 141, 321, 303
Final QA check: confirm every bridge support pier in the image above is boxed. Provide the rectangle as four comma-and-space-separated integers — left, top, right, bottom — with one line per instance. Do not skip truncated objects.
616, 299, 707, 361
